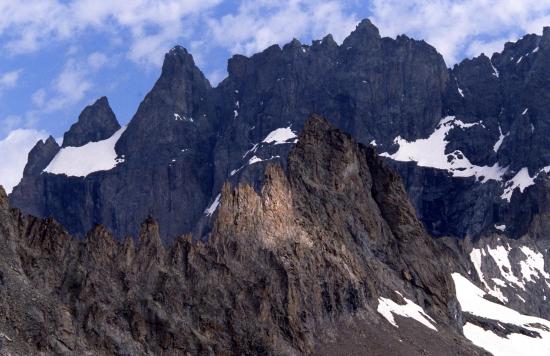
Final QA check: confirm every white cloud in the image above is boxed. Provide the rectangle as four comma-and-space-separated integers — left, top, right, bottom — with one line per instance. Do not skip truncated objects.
0, 115, 22, 135
208, 0, 358, 56
0, 0, 222, 67
207, 69, 227, 87
0, 128, 48, 194
31, 89, 46, 107
87, 52, 109, 70
370, 0, 550, 65
43, 59, 92, 112
465, 37, 513, 60
30, 52, 113, 114
0, 69, 22, 91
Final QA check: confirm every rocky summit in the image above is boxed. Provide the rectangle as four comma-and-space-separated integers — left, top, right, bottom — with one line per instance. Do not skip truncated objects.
5, 18, 550, 355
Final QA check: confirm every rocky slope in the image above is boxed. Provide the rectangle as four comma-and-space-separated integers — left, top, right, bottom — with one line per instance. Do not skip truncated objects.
0, 116, 488, 355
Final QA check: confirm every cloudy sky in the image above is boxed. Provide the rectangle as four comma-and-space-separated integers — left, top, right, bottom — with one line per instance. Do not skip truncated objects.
1, 0, 550, 193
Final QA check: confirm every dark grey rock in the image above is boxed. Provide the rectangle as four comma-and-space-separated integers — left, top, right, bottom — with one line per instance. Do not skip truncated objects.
62, 96, 120, 148
23, 136, 60, 176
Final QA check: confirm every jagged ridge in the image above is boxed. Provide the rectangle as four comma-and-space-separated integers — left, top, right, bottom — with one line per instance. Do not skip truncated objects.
0, 115, 485, 355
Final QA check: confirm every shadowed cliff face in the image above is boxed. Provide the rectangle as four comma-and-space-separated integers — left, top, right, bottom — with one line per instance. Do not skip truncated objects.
9, 21, 550, 244
10, 19, 451, 242
0, 116, 485, 355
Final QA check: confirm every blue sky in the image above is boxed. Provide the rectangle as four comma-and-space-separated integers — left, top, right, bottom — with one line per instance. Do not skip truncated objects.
1, 0, 550, 193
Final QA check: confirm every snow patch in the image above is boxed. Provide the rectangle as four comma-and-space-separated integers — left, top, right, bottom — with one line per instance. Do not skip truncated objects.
470, 249, 486, 287
501, 168, 535, 202
377, 293, 437, 331
380, 116, 506, 182
44, 126, 127, 177
490, 61, 499, 77
230, 155, 281, 176
453, 273, 550, 356
533, 47, 539, 53
486, 244, 525, 290
242, 143, 259, 159
369, 140, 377, 147
495, 224, 506, 231
522, 108, 528, 115
516, 56, 524, 64
470, 248, 508, 302
493, 126, 509, 152
174, 113, 193, 122
204, 194, 220, 216
519, 247, 550, 283
457, 86, 464, 97
262, 127, 298, 145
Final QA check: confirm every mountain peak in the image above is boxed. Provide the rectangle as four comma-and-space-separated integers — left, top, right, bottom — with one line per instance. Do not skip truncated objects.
343, 18, 381, 47
23, 135, 60, 176
62, 96, 120, 148
160, 45, 206, 84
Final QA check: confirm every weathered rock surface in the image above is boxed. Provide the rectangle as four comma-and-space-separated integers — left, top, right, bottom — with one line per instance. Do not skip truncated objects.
0, 116, 486, 355
22, 136, 60, 176
62, 96, 120, 148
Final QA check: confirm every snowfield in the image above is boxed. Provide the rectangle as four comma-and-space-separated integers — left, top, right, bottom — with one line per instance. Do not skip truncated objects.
453, 273, 550, 356
44, 126, 126, 177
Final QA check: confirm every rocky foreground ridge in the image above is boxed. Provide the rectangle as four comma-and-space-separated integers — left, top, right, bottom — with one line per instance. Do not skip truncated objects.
0, 116, 490, 355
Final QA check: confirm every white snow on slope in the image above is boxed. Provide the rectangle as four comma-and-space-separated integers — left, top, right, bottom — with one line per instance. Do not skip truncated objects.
380, 116, 506, 182
230, 155, 281, 176
486, 244, 525, 290
501, 167, 535, 202
494, 224, 506, 231
522, 108, 528, 115
457, 86, 464, 97
500, 164, 550, 202
493, 126, 508, 152
490, 61, 499, 77
453, 273, 550, 356
533, 47, 539, 53
516, 56, 524, 64
44, 126, 126, 177
469, 242, 550, 303
174, 113, 193, 122
204, 194, 220, 216
470, 248, 508, 302
262, 126, 297, 145
519, 246, 550, 283
470, 248, 486, 286
377, 292, 437, 331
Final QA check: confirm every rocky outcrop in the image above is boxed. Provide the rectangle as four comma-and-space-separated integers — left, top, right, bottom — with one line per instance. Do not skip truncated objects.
0, 116, 486, 355
23, 136, 60, 176
62, 96, 120, 148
